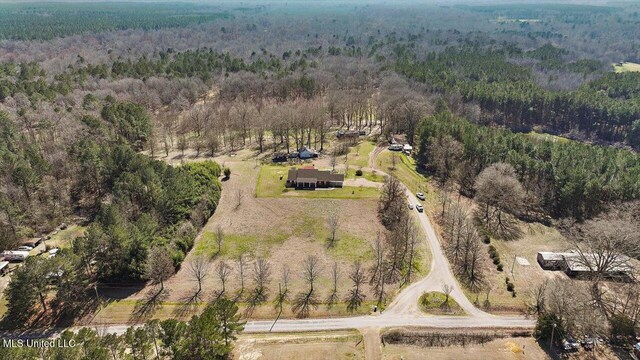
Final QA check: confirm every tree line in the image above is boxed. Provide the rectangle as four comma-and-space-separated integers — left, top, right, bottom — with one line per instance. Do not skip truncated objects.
0, 297, 244, 360
397, 46, 640, 147
418, 110, 640, 220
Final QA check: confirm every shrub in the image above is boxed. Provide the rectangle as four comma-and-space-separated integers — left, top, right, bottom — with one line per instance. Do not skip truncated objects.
512, 290, 517, 298
492, 257, 501, 265
223, 167, 231, 178
505, 277, 510, 284
506, 282, 515, 292
497, 264, 504, 272
482, 235, 491, 244
355, 169, 363, 176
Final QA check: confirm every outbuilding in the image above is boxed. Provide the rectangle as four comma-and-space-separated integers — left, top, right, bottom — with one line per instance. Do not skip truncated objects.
537, 252, 566, 270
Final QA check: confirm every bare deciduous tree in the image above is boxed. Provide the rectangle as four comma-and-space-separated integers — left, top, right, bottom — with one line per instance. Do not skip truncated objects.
346, 260, 366, 312
292, 255, 322, 318
326, 262, 340, 308
249, 257, 271, 305
216, 261, 231, 297
215, 226, 224, 256
327, 212, 339, 248
188, 256, 209, 298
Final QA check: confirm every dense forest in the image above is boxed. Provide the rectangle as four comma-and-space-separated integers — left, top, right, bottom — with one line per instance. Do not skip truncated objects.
0, 3, 231, 40
417, 109, 640, 220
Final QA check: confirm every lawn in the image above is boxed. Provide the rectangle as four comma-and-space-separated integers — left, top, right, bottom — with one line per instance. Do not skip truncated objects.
346, 141, 375, 169
193, 232, 289, 259
613, 61, 640, 73
462, 223, 570, 314
376, 150, 436, 208
47, 225, 86, 249
256, 165, 380, 199
345, 169, 385, 183
419, 291, 464, 315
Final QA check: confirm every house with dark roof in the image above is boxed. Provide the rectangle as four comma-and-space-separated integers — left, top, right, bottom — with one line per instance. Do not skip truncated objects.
286, 168, 344, 189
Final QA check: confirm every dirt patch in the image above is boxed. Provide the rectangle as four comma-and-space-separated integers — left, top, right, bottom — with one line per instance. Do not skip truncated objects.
234, 331, 364, 360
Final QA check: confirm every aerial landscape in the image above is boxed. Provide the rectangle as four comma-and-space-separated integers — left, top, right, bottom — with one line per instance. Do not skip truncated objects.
0, 0, 639, 359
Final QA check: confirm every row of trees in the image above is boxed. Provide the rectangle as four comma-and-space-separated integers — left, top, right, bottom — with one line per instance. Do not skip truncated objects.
377, 176, 421, 301
1, 297, 244, 359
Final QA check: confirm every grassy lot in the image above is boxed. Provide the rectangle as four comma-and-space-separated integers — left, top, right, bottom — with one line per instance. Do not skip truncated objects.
376, 150, 430, 194
346, 140, 375, 168
234, 331, 364, 360
256, 165, 379, 199
327, 235, 374, 262
193, 232, 289, 259
419, 291, 464, 316
92, 298, 376, 324
526, 131, 570, 144
463, 223, 570, 314
345, 168, 385, 183
375, 150, 438, 212
613, 61, 640, 73
47, 225, 86, 249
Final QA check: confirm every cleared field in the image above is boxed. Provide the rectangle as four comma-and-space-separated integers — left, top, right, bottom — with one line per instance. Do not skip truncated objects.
90, 150, 428, 324
464, 223, 571, 314
256, 165, 380, 199
383, 336, 547, 360
234, 331, 364, 360
47, 225, 86, 249
613, 61, 640, 73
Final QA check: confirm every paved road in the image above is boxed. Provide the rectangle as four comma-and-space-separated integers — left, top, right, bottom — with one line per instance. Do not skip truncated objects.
1, 146, 534, 339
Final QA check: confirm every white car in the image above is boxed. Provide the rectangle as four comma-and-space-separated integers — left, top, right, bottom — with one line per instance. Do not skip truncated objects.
416, 204, 424, 213
48, 248, 59, 258
408, 203, 414, 210
17, 246, 33, 251
416, 192, 426, 201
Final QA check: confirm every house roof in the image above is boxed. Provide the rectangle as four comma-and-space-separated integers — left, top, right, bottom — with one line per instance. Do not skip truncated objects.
287, 168, 344, 183
537, 252, 565, 261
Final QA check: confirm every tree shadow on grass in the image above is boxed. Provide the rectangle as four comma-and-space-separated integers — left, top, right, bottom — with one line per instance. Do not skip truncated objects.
172, 288, 206, 319
130, 286, 169, 324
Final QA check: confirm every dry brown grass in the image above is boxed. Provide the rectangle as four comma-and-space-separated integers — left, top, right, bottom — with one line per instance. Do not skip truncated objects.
234, 331, 364, 360
93, 147, 428, 324
383, 336, 548, 360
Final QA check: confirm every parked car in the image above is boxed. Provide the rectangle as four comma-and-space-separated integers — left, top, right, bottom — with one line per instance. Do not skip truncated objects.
416, 192, 426, 201
17, 245, 33, 251
416, 204, 424, 213
408, 203, 414, 210
562, 336, 579, 352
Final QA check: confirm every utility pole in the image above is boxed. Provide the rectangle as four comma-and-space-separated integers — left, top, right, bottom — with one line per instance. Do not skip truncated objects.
549, 323, 557, 352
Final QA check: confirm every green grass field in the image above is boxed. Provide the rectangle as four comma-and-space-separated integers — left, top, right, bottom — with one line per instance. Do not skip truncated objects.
194, 231, 288, 259
256, 165, 380, 199
346, 141, 375, 168
419, 291, 464, 315
376, 150, 434, 202
345, 169, 385, 183
613, 62, 640, 73
47, 225, 87, 249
